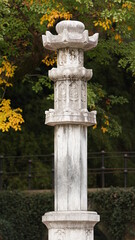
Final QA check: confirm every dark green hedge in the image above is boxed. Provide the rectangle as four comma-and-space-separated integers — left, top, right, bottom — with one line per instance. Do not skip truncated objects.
0, 191, 53, 240
0, 188, 135, 240
88, 188, 135, 240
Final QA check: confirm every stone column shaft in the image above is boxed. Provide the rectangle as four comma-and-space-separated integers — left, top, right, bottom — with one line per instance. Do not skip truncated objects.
55, 125, 87, 211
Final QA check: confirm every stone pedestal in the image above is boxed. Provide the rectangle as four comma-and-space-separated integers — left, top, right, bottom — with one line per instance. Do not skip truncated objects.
42, 211, 99, 240
42, 20, 100, 240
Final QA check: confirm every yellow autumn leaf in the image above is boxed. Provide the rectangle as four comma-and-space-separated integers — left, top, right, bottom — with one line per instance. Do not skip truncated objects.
105, 120, 109, 126
101, 126, 108, 133
93, 124, 97, 129
122, 2, 132, 10
94, 22, 99, 27
94, 19, 112, 31
104, 115, 108, 120
128, 26, 132, 31
42, 54, 57, 66
115, 34, 122, 44
40, 4, 72, 27
0, 99, 24, 132
0, 56, 16, 89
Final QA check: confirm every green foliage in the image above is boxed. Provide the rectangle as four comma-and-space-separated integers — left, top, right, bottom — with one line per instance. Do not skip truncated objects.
76, 0, 93, 9
89, 188, 135, 240
0, 79, 54, 156
0, 218, 15, 240
2, 156, 53, 190
73, 0, 135, 74
0, 0, 135, 150
107, 118, 122, 137
32, 76, 52, 93
106, 95, 128, 108
87, 82, 128, 137
118, 42, 135, 76
0, 191, 53, 240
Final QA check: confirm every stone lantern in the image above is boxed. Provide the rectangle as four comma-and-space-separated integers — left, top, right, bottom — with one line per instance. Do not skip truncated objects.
42, 20, 100, 240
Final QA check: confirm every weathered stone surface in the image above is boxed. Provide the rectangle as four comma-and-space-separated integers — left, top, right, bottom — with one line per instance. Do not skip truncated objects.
56, 20, 85, 34
43, 211, 100, 225
45, 110, 97, 126
42, 211, 100, 240
43, 21, 98, 127
54, 125, 87, 211
57, 48, 84, 68
42, 20, 99, 240
42, 20, 99, 51
49, 67, 92, 82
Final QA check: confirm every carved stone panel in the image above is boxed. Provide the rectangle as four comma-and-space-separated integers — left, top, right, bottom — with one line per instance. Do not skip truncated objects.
58, 49, 67, 66
57, 48, 84, 68
56, 81, 67, 110
55, 230, 65, 240
86, 230, 92, 240
69, 81, 79, 110
78, 49, 83, 65
69, 49, 77, 62
81, 81, 87, 109
54, 80, 87, 112
54, 82, 58, 109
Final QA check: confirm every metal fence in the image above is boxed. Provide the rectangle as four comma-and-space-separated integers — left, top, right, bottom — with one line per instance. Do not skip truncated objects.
88, 151, 135, 188
0, 154, 54, 191
0, 151, 135, 190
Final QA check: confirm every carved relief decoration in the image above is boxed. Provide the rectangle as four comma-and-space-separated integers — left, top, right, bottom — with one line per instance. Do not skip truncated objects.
69, 49, 77, 62
58, 82, 66, 102
57, 48, 83, 67
81, 81, 86, 108
58, 49, 67, 66
56, 82, 67, 110
85, 229, 92, 240
69, 81, 79, 110
49, 67, 92, 81
55, 230, 65, 240
42, 24, 99, 51
69, 81, 79, 101
54, 82, 57, 102
78, 49, 83, 65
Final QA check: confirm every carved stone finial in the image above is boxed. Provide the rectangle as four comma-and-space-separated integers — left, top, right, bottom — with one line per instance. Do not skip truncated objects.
56, 20, 85, 34
42, 20, 99, 51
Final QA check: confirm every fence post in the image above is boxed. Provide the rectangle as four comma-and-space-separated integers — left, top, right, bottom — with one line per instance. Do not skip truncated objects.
0, 155, 3, 190
28, 159, 32, 190
124, 153, 128, 188
101, 150, 105, 188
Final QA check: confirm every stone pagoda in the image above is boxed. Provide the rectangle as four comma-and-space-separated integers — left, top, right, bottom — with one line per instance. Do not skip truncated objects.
42, 20, 100, 240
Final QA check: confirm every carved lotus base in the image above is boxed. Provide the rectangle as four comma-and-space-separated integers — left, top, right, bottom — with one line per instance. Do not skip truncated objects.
45, 110, 97, 126
42, 211, 100, 240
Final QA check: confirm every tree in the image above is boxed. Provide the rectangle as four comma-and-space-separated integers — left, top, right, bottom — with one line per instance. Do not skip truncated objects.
0, 0, 71, 131
0, 56, 24, 132
66, 0, 135, 137
0, 0, 135, 145
0, 0, 135, 190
